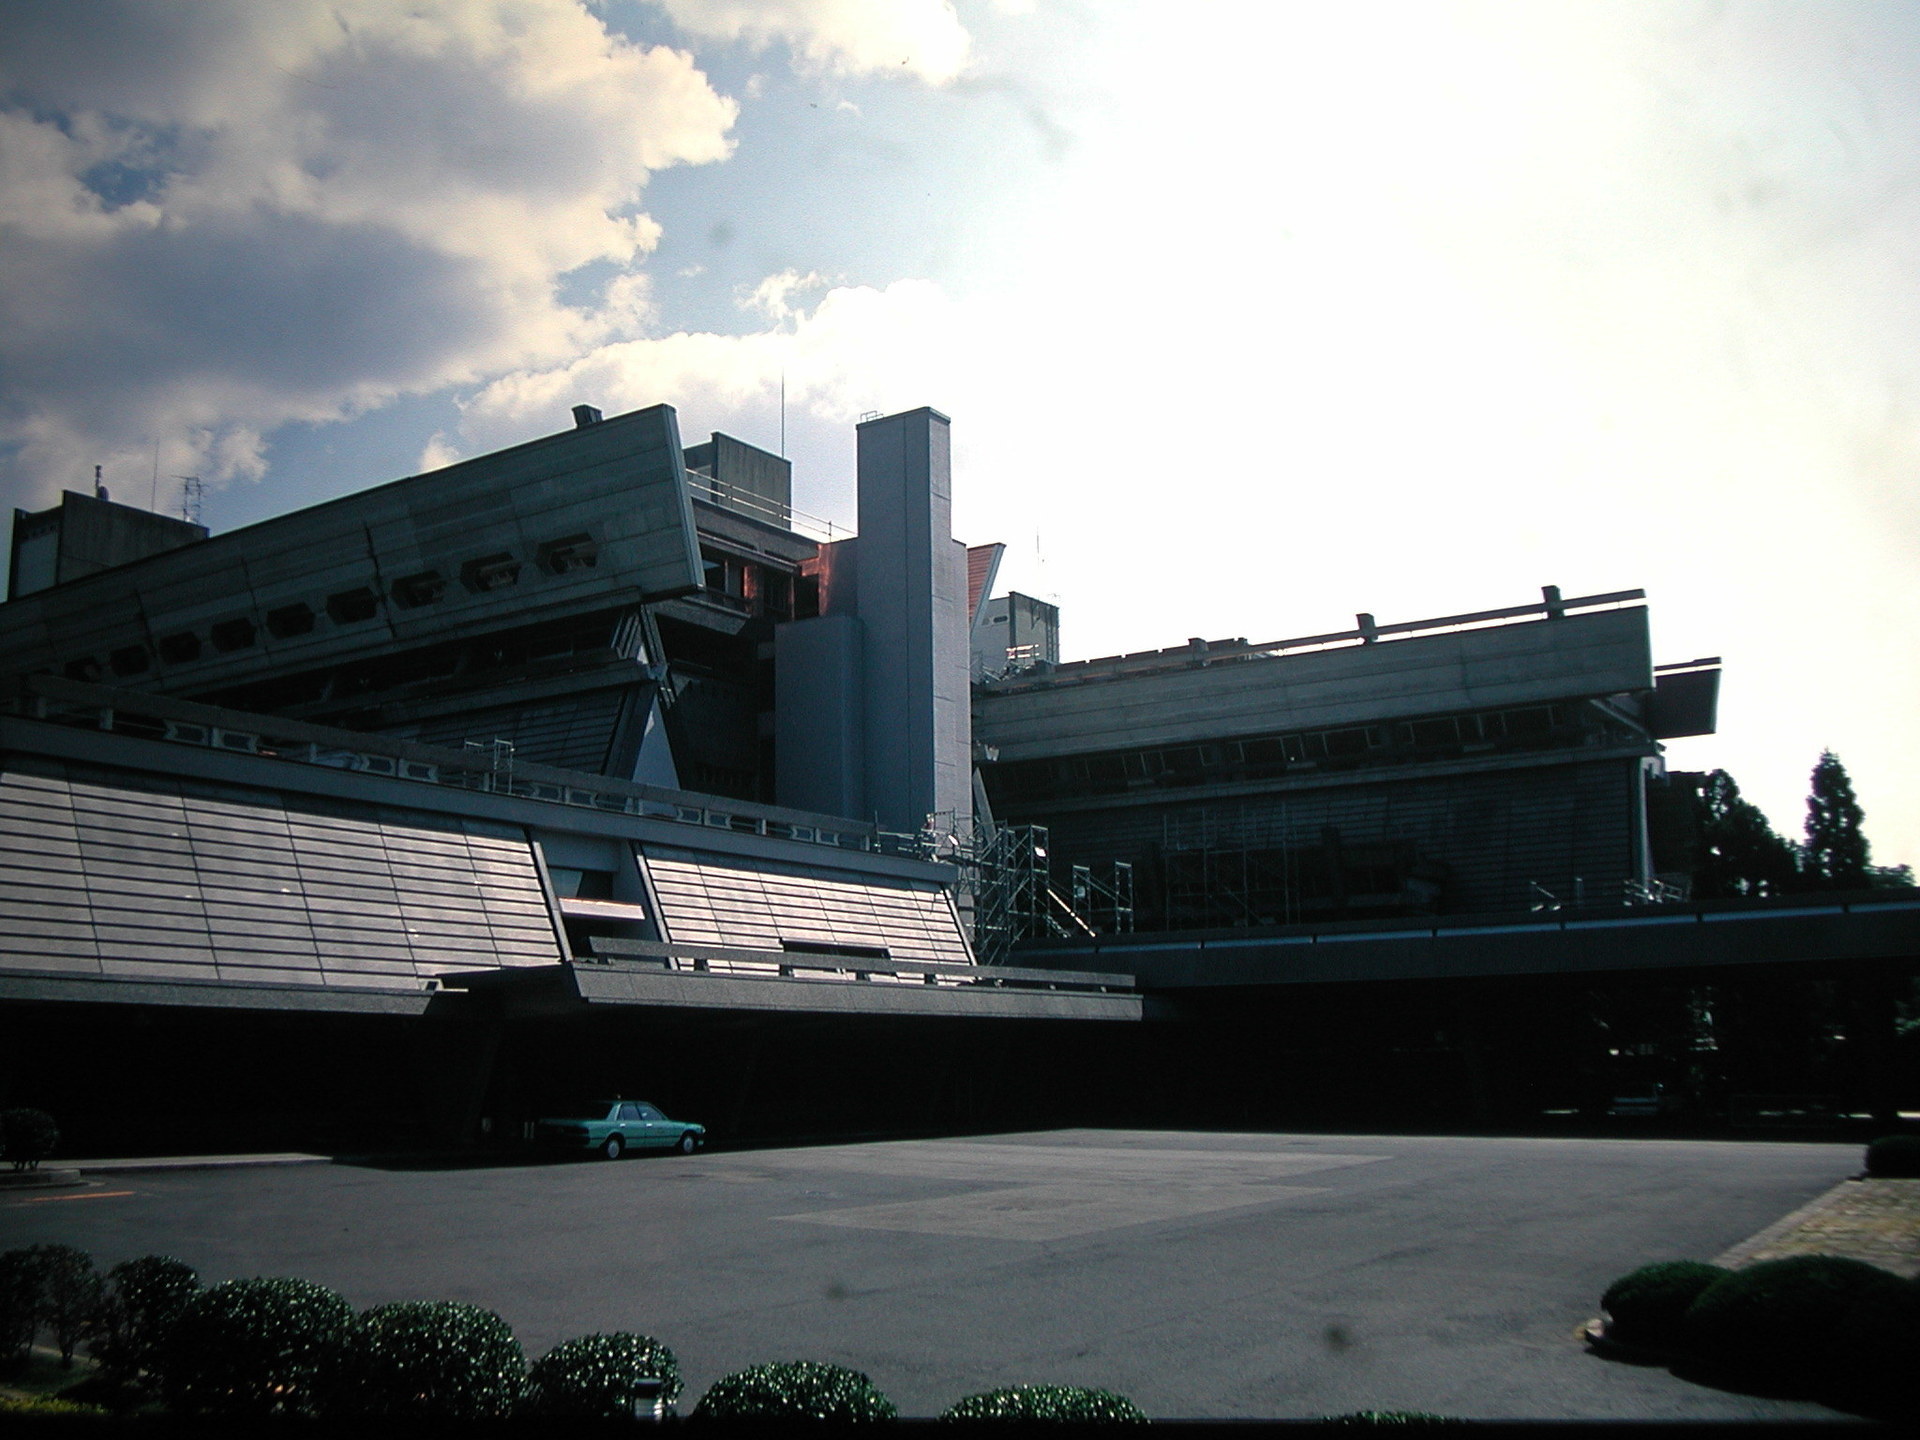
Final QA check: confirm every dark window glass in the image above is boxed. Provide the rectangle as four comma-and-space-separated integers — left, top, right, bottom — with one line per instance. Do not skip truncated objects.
326, 588, 380, 624
109, 645, 150, 676
210, 617, 257, 652
266, 603, 315, 637
157, 633, 200, 663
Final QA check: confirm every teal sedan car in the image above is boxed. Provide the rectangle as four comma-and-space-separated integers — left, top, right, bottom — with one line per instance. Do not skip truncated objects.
534, 1100, 705, 1160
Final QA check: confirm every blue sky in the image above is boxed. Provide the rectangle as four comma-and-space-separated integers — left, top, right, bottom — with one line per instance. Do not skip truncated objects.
2, 0, 1917, 869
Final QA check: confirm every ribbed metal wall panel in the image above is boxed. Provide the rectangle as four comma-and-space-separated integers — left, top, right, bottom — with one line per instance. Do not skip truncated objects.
0, 758, 561, 990
638, 848, 971, 965
390, 687, 630, 775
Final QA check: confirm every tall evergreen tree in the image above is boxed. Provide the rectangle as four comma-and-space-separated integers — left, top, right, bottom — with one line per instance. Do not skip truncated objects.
1692, 769, 1801, 898
1803, 749, 1870, 890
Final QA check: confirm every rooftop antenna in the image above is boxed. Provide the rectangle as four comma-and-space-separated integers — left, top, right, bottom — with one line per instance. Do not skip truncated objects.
93, 465, 108, 501
176, 475, 203, 527
779, 370, 786, 457
150, 442, 160, 511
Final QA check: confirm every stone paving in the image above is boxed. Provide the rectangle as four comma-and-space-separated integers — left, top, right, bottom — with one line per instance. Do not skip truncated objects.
1714, 1177, 1920, 1277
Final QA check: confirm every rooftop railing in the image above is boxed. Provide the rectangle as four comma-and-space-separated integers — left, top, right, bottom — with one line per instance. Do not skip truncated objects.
686, 472, 849, 543
9, 674, 931, 858
983, 586, 1647, 690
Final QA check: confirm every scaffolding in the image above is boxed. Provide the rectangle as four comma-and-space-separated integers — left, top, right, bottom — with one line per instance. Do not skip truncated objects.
918, 815, 1135, 966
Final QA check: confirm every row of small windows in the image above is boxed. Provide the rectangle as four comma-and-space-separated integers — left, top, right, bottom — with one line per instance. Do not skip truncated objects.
993, 704, 1572, 801
58, 534, 599, 682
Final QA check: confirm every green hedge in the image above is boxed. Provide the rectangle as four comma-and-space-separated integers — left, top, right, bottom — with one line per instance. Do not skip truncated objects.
92, 1256, 200, 1386
1599, 1261, 1730, 1352
1864, 1133, 1920, 1178
694, 1360, 897, 1421
524, 1332, 682, 1418
1680, 1255, 1914, 1394
940, 1384, 1146, 1422
157, 1276, 355, 1417
331, 1299, 525, 1419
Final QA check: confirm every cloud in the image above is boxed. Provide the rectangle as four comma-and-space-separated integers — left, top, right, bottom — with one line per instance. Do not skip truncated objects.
649, 0, 971, 84
0, 0, 735, 506
440, 274, 970, 458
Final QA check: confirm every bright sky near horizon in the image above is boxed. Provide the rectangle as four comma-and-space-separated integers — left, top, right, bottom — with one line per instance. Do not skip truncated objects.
2, 1, 1916, 869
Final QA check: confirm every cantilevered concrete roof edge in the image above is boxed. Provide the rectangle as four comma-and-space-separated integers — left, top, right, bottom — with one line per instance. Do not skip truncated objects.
568, 965, 1142, 1021
0, 968, 435, 1015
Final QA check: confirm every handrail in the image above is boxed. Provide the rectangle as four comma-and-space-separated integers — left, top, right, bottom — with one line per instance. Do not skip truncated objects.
589, 936, 1132, 990
985, 588, 1647, 690
11, 674, 896, 854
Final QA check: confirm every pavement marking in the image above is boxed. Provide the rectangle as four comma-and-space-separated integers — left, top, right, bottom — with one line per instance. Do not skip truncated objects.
751, 1141, 1392, 1183
8, 1189, 136, 1206
767, 1141, 1391, 1240
778, 1179, 1331, 1240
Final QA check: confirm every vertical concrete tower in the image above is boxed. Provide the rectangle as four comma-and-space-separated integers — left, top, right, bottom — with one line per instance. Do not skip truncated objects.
854, 408, 972, 834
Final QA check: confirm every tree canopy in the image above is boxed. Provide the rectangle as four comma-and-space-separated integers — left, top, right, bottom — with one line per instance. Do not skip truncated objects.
1802, 749, 1871, 889
1690, 753, 1911, 898
1692, 769, 1800, 898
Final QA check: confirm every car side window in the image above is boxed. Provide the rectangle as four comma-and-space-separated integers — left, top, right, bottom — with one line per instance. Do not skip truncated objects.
619, 1103, 643, 1121
636, 1103, 663, 1121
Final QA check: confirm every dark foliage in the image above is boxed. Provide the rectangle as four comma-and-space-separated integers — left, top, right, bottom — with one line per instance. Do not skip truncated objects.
940, 1383, 1147, 1422
1691, 771, 1800, 899
523, 1331, 682, 1418
157, 1276, 355, 1417
1681, 1254, 1912, 1392
1828, 1273, 1920, 1419
1864, 1133, 1920, 1178
693, 1360, 897, 1421
0, 1108, 59, 1171
0, 1250, 40, 1371
25, 1245, 101, 1368
1803, 751, 1870, 890
1599, 1261, 1731, 1352
330, 1299, 525, 1419
92, 1256, 201, 1386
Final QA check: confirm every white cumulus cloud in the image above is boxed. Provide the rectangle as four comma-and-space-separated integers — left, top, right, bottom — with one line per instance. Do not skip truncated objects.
0, 0, 736, 508
649, 0, 971, 83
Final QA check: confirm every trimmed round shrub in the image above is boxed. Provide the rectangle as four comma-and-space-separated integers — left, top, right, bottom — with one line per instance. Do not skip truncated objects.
93, 1256, 201, 1385
1828, 1273, 1920, 1418
940, 1384, 1147, 1422
157, 1276, 355, 1417
1680, 1255, 1913, 1392
694, 1360, 897, 1421
1864, 1133, 1920, 1178
1599, 1260, 1731, 1352
0, 1108, 58, 1171
331, 1300, 525, 1419
523, 1332, 682, 1418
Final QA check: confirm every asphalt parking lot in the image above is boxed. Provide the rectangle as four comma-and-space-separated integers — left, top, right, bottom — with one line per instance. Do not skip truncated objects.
1, 1129, 1859, 1420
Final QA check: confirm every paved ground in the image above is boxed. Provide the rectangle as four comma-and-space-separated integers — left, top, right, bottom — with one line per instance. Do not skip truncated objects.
0, 1129, 1869, 1421
1715, 1176, 1920, 1278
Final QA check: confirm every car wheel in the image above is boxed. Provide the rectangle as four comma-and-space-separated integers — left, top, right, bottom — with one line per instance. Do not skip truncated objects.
677, 1132, 698, 1155
601, 1135, 624, 1160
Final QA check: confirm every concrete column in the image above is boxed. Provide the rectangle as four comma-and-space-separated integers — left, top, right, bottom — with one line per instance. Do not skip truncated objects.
854, 408, 971, 835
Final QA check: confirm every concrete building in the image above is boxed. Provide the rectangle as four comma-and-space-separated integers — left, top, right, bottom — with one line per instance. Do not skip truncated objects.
973, 588, 1721, 929
3, 397, 1912, 1147
0, 404, 1130, 1153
